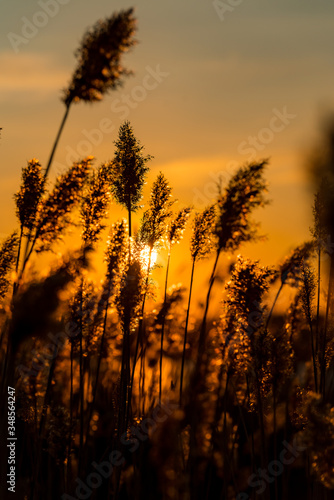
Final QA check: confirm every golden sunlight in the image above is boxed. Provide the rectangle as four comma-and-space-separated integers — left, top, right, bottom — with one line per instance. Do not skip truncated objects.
140, 244, 158, 269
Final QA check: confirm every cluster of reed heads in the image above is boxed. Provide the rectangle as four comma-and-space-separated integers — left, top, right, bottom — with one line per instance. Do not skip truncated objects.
1, 7, 334, 500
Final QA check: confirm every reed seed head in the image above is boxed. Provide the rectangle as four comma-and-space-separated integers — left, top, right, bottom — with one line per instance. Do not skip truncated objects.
168, 207, 192, 246
108, 121, 151, 213
14, 158, 44, 232
105, 219, 128, 282
36, 157, 92, 252
277, 241, 315, 286
0, 231, 18, 300
215, 160, 269, 252
139, 173, 174, 249
190, 205, 216, 261
63, 9, 137, 105
81, 163, 112, 246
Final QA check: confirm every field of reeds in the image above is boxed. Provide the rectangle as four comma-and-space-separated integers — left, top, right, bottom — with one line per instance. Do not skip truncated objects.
1, 8, 334, 500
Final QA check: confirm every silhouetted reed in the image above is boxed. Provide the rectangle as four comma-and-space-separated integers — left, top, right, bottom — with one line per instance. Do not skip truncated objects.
14, 159, 44, 277
87, 220, 128, 438
0, 232, 18, 301
109, 120, 152, 243
160, 207, 191, 403
80, 163, 112, 247
45, 9, 137, 178
198, 160, 269, 365
3, 29, 334, 498
137, 172, 173, 406
180, 205, 216, 402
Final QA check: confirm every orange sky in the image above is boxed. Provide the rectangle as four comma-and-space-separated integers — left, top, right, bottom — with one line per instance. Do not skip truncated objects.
1, 0, 334, 272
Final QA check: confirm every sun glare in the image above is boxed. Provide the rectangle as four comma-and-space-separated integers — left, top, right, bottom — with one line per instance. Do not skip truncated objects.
141, 245, 158, 268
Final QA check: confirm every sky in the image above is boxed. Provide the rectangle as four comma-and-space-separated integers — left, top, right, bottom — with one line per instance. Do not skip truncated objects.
1, 0, 334, 276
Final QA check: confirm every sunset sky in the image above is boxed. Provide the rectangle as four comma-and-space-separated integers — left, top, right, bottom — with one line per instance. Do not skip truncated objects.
1, 0, 334, 272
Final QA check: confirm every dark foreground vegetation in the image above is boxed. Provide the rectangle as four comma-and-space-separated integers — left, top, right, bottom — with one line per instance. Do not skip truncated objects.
1, 8, 334, 500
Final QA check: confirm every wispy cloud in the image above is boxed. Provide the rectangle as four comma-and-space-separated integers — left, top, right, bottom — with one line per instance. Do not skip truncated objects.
0, 51, 68, 100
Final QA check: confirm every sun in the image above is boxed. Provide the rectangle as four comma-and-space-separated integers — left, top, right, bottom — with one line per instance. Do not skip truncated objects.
140, 245, 158, 269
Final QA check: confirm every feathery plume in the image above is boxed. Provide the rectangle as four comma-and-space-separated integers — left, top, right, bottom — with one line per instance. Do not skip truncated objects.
300, 261, 318, 390
139, 173, 173, 249
14, 159, 44, 232
224, 256, 273, 322
116, 258, 144, 332
105, 220, 128, 283
45, 10, 137, 178
218, 256, 273, 383
81, 163, 112, 246
179, 206, 216, 401
215, 160, 269, 252
168, 207, 192, 246
109, 121, 151, 236
197, 161, 269, 361
63, 9, 137, 105
190, 205, 216, 261
0, 232, 18, 299
154, 284, 185, 328
308, 121, 334, 241
277, 241, 315, 286
159, 205, 190, 403
303, 394, 334, 489
35, 158, 92, 252
68, 280, 99, 353
310, 180, 329, 248
300, 262, 317, 324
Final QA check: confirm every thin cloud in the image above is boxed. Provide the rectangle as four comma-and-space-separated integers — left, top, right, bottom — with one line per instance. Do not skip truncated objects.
0, 51, 68, 98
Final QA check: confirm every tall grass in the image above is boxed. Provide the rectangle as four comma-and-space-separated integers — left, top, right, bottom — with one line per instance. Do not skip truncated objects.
1, 10, 334, 500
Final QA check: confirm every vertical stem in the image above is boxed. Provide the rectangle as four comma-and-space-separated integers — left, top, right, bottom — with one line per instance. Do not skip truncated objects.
159, 250, 171, 404
15, 227, 23, 275
322, 253, 334, 397
255, 376, 266, 476
12, 227, 23, 296
67, 341, 73, 487
22, 226, 31, 264
127, 199, 132, 264
18, 104, 71, 283
127, 250, 152, 425
308, 319, 318, 392
44, 103, 71, 178
246, 374, 256, 476
118, 320, 131, 438
78, 280, 84, 474
273, 383, 278, 500
141, 344, 146, 415
198, 249, 221, 361
180, 258, 195, 403
316, 248, 321, 356
205, 371, 230, 499
85, 282, 111, 442
31, 357, 56, 500
128, 205, 132, 239
265, 281, 284, 330
19, 225, 41, 279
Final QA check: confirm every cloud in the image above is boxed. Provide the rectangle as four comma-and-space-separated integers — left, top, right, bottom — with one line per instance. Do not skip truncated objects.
0, 51, 68, 99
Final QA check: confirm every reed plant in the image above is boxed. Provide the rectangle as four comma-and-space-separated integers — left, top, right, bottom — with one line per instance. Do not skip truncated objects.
1, 11, 334, 500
